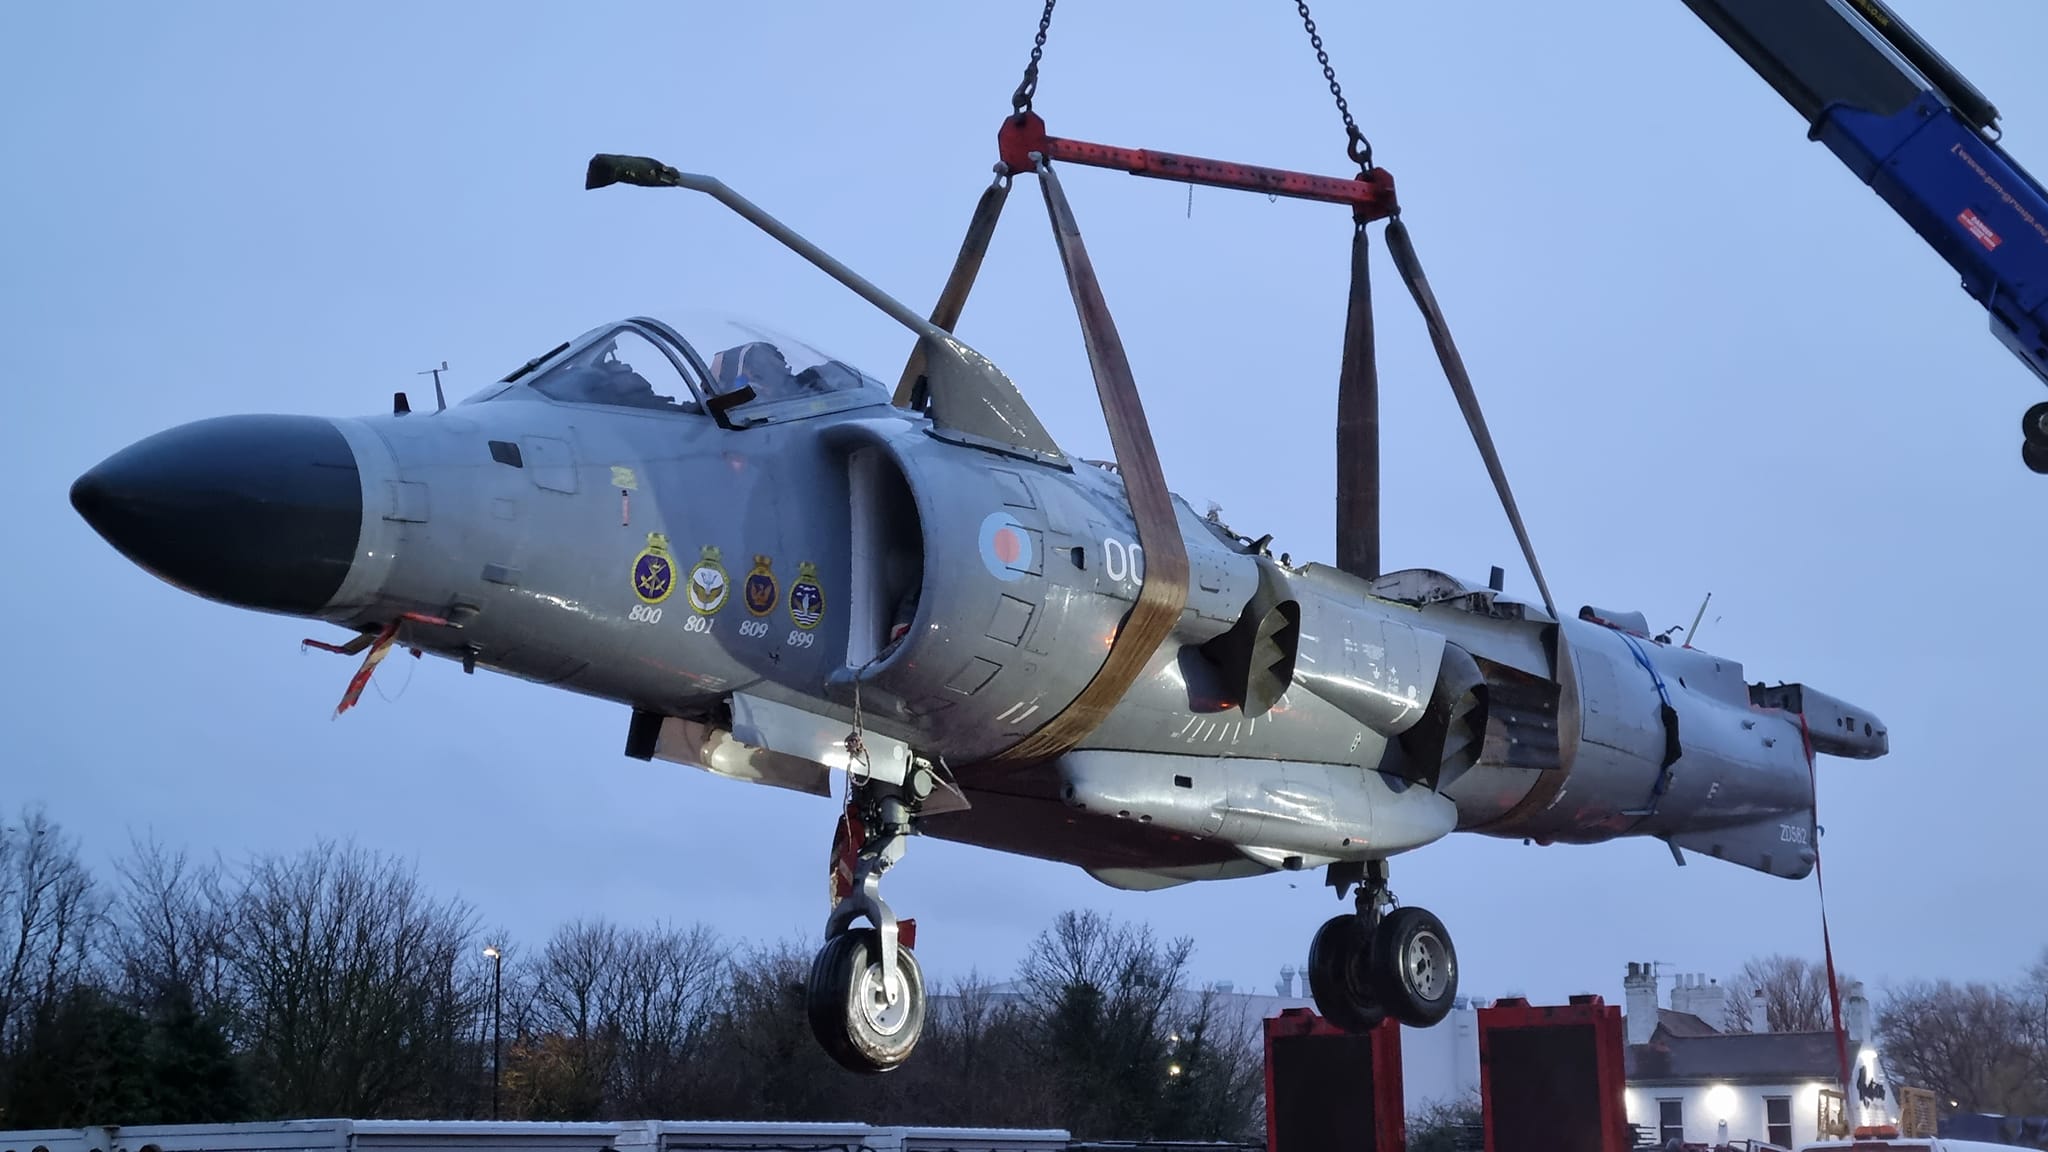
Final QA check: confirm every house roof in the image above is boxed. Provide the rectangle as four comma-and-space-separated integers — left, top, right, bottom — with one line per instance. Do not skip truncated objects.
1626, 1027, 1842, 1084
1654, 1009, 1722, 1038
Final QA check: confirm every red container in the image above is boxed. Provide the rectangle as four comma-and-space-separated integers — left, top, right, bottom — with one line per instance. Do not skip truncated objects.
1264, 1007, 1405, 1152
1477, 995, 1631, 1152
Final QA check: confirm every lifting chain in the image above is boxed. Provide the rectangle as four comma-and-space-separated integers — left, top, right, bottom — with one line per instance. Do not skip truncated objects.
1294, 0, 1374, 174
1011, 0, 1058, 115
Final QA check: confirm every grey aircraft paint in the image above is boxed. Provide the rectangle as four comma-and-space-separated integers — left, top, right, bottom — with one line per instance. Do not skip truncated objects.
69, 172, 1887, 1070
72, 310, 1884, 890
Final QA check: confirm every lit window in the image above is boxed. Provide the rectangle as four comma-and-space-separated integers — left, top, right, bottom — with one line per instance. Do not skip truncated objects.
1766, 1095, 1792, 1147
1660, 1099, 1684, 1145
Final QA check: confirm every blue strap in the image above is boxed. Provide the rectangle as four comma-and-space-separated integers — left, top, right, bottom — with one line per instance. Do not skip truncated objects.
1616, 631, 1673, 710
1614, 630, 1684, 809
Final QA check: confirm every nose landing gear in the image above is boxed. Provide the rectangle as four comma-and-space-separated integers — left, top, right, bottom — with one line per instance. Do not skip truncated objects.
806, 762, 934, 1073
1307, 860, 1459, 1031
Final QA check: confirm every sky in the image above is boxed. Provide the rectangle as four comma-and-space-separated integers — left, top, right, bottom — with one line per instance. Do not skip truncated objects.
5, 1, 2045, 1011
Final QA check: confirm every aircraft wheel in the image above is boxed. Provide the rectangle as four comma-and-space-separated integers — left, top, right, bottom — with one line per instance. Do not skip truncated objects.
1371, 906, 1458, 1026
806, 927, 925, 1074
2024, 439, 2048, 475
2023, 400, 2048, 444
1307, 913, 1386, 1032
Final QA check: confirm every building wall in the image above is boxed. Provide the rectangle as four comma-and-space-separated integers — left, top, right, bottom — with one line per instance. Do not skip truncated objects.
1625, 1081, 1831, 1149
1396, 1004, 1482, 1116
1237, 992, 1482, 1117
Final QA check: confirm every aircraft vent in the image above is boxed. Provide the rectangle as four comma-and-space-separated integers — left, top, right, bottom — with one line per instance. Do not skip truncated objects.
1201, 582, 1300, 720
1399, 643, 1486, 788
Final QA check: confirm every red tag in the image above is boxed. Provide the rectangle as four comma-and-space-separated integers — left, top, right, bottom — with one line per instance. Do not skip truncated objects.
1960, 208, 2002, 251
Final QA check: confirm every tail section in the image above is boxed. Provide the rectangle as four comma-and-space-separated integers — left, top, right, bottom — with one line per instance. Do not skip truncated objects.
1749, 682, 1889, 759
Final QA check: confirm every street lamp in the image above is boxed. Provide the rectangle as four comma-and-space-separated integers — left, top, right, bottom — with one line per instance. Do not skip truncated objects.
483, 945, 502, 1119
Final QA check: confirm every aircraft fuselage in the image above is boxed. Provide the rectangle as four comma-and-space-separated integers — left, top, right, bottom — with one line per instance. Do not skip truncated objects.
71, 315, 1885, 896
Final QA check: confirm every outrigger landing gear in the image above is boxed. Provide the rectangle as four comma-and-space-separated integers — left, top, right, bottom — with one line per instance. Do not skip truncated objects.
1307, 860, 1459, 1031
806, 761, 936, 1073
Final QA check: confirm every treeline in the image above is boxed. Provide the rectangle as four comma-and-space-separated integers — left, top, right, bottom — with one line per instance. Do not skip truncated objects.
1723, 953, 2048, 1118
0, 807, 1262, 1138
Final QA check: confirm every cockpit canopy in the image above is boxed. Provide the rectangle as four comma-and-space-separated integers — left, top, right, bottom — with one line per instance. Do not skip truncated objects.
471, 312, 893, 425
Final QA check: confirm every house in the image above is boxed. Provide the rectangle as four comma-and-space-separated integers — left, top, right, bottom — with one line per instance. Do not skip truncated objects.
1620, 961, 1883, 1149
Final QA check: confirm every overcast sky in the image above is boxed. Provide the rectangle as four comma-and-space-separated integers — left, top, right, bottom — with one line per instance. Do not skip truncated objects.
6, 1, 2044, 1008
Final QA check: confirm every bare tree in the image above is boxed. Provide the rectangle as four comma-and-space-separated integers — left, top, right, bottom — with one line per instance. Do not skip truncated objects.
1408, 1095, 1485, 1152
224, 839, 479, 1116
1018, 909, 1197, 1139
697, 936, 854, 1120
896, 969, 1049, 1128
1158, 986, 1266, 1142
1721, 954, 1842, 1033
111, 834, 231, 1013
513, 918, 625, 1117
1877, 979, 2048, 1116
606, 921, 724, 1114
2014, 950, 2048, 1112
0, 807, 103, 1053
1019, 909, 1194, 1041
922, 967, 1007, 1089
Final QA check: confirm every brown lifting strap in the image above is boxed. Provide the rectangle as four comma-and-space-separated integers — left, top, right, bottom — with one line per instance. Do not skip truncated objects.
1336, 220, 1379, 580
893, 175, 1013, 408
987, 159, 1192, 764
1383, 217, 1558, 621
889, 154, 1190, 767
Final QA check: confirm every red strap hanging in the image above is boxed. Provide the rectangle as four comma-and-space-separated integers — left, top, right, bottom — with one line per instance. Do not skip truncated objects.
1799, 712, 1855, 1096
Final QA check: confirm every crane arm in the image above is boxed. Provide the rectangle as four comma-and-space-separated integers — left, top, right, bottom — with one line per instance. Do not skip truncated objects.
1683, 0, 2048, 396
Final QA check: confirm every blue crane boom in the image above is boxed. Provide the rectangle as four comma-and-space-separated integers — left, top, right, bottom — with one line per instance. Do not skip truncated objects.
1683, 0, 2048, 465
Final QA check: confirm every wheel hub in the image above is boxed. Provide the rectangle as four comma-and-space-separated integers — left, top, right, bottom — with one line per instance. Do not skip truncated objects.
1403, 930, 1451, 1001
860, 961, 912, 1035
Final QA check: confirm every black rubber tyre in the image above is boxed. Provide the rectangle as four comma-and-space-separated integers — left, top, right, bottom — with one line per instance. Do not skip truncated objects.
2024, 439, 2048, 475
1307, 913, 1386, 1032
805, 927, 925, 1074
1370, 905, 1458, 1027
2023, 400, 2048, 443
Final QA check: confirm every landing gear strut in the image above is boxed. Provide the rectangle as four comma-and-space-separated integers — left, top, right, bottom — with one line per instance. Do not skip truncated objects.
806, 761, 935, 1073
1307, 860, 1459, 1031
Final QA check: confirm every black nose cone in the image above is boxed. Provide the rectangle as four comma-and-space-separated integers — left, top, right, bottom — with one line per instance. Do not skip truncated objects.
72, 415, 362, 615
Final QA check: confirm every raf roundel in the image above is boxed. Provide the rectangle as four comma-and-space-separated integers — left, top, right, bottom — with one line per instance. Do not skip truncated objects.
978, 511, 1035, 583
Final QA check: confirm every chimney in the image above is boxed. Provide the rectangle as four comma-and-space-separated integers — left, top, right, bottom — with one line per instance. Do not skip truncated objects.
1624, 962, 1660, 1045
1278, 965, 1297, 998
1751, 988, 1770, 1033
1671, 973, 1696, 1017
1843, 980, 1871, 1046
1672, 973, 1726, 1026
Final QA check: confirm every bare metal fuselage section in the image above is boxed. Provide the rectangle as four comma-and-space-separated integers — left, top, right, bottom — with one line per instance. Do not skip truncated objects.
282, 319, 1883, 892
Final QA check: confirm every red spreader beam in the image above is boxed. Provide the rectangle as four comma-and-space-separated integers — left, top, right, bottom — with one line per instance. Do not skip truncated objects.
997, 112, 1398, 219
